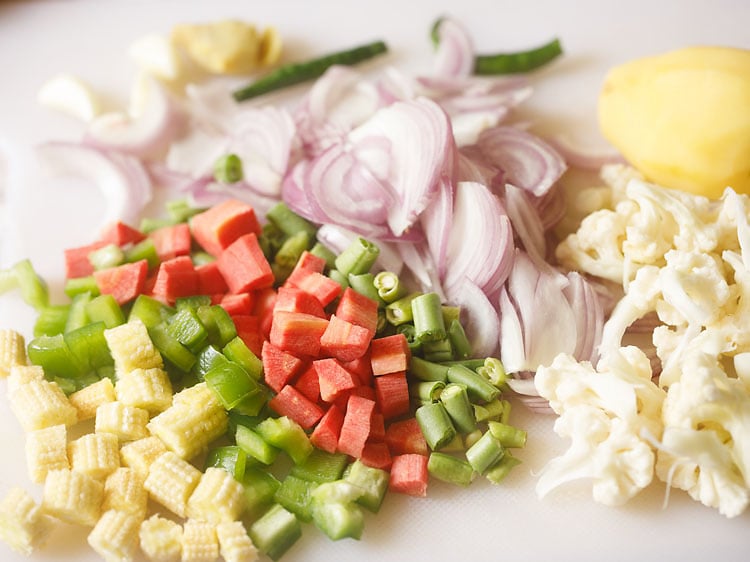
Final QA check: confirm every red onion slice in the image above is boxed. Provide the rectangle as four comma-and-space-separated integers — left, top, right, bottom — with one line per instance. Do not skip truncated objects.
431, 17, 475, 78
36, 141, 152, 228
442, 181, 514, 301
445, 276, 500, 357
547, 133, 626, 171
504, 183, 547, 264
84, 75, 184, 160
476, 126, 567, 197
563, 271, 605, 365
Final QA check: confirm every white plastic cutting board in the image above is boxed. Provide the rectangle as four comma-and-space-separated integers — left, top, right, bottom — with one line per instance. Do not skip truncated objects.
1, 1, 749, 561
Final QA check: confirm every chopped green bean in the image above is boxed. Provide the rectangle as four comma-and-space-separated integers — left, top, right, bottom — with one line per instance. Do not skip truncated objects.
309, 242, 337, 270
476, 357, 507, 387
335, 237, 380, 277
415, 402, 456, 450
447, 319, 471, 360
409, 356, 449, 382
385, 292, 420, 325
411, 292, 446, 342
465, 430, 505, 474
411, 380, 446, 403
486, 453, 522, 485
421, 337, 453, 363
487, 421, 527, 449
213, 153, 244, 183
446, 364, 500, 403
439, 383, 477, 434
346, 273, 383, 305
233, 40, 388, 101
266, 201, 319, 239
428, 452, 475, 487
373, 271, 407, 303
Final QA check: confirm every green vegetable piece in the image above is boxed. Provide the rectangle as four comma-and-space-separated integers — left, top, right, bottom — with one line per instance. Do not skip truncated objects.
255, 416, 313, 465
309, 241, 337, 270
415, 401, 456, 451
421, 337, 453, 363
430, 17, 562, 75
148, 322, 197, 372
327, 269, 349, 291
197, 305, 237, 347
473, 398, 508, 423
476, 357, 508, 387
54, 375, 77, 395
33, 305, 70, 337
124, 238, 160, 269
128, 294, 175, 328
343, 459, 389, 513
242, 467, 281, 519
290, 449, 349, 483
222, 337, 262, 380
232, 387, 270, 417
205, 361, 263, 411
213, 153, 244, 184
193, 345, 229, 380
411, 292, 446, 342
487, 421, 527, 449
397, 324, 422, 354
88, 243, 124, 271
485, 453, 522, 485
233, 40, 388, 101
266, 201, 319, 240
27, 334, 84, 379
335, 237, 380, 277
428, 452, 475, 487
13, 259, 49, 310
447, 319, 471, 360
64, 321, 113, 373
411, 380, 446, 404
166, 198, 203, 223
167, 307, 209, 352
409, 356, 449, 382
236, 424, 279, 465
310, 487, 365, 541
346, 272, 383, 305
85, 294, 126, 329
64, 276, 100, 299
139, 216, 174, 234
64, 291, 93, 333
465, 430, 505, 475
205, 445, 247, 481
373, 271, 407, 303
446, 364, 500, 403
249, 503, 302, 561
274, 474, 318, 522
191, 251, 215, 267
175, 295, 212, 311
439, 383, 478, 434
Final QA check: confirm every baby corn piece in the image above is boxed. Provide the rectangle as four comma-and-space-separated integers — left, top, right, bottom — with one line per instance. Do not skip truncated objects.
25, 424, 69, 484
0, 487, 53, 555
148, 384, 227, 460
104, 319, 163, 374
120, 435, 168, 478
69, 377, 116, 421
182, 519, 219, 562
95, 401, 150, 441
115, 367, 173, 414
103, 467, 148, 519
42, 468, 104, 526
0, 329, 28, 376
217, 520, 258, 562
8, 377, 78, 431
68, 432, 120, 480
87, 508, 141, 562
144, 451, 202, 518
6, 364, 44, 394
186, 467, 247, 523
139, 514, 182, 562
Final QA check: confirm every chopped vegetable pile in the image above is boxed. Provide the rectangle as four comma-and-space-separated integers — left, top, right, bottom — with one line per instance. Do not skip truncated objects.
2, 9, 749, 562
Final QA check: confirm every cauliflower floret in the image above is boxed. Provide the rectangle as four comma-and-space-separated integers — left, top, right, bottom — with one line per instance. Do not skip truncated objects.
655, 350, 750, 517
534, 347, 665, 506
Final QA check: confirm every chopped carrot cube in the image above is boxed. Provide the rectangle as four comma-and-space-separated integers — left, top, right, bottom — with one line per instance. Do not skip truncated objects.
389, 454, 429, 497
150, 256, 198, 305
385, 417, 429, 456
360, 442, 392, 471
195, 261, 229, 295
310, 404, 344, 454
273, 286, 326, 318
335, 287, 379, 334
284, 267, 341, 307
217, 233, 274, 293
94, 259, 148, 305
337, 394, 376, 459
314, 358, 357, 403
270, 311, 329, 358
374, 372, 410, 420
370, 334, 411, 376
190, 199, 261, 257
269, 385, 324, 430
149, 223, 192, 261
64, 241, 107, 278
99, 220, 146, 246
261, 341, 305, 393
319, 314, 373, 362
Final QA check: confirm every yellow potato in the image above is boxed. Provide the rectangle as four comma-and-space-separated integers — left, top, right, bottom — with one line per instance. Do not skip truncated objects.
598, 46, 750, 199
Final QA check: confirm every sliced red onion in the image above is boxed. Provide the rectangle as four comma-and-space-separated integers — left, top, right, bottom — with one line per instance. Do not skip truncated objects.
184, 79, 243, 132
295, 65, 382, 156
456, 146, 504, 190
431, 16, 475, 78
84, 75, 184, 160
476, 126, 567, 197
284, 97, 454, 241
534, 184, 567, 230
36, 141, 152, 228
504, 183, 546, 265
445, 277, 500, 357
547, 133, 626, 171
563, 271, 604, 365
442, 181, 514, 301
165, 126, 229, 178
226, 106, 296, 198
499, 250, 577, 373
397, 242, 446, 300
419, 176, 454, 279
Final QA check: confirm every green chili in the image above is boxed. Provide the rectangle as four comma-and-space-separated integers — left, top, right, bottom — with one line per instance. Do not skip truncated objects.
233, 40, 388, 101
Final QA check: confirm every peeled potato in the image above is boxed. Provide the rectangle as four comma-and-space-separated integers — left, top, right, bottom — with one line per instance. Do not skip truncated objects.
598, 46, 750, 199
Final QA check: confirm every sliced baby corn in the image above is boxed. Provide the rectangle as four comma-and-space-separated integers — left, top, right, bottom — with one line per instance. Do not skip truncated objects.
147, 384, 227, 460
181, 519, 219, 562
0, 487, 53, 555
87, 508, 141, 562
25, 424, 69, 484
217, 520, 258, 562
186, 466, 247, 523
114, 366, 173, 414
69, 377, 116, 421
104, 319, 163, 374
42, 468, 104, 526
119, 435, 168, 478
0, 329, 27, 376
68, 432, 120, 480
6, 364, 44, 394
144, 451, 202, 518
139, 513, 182, 562
95, 401, 150, 441
103, 467, 148, 519
8, 377, 78, 431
